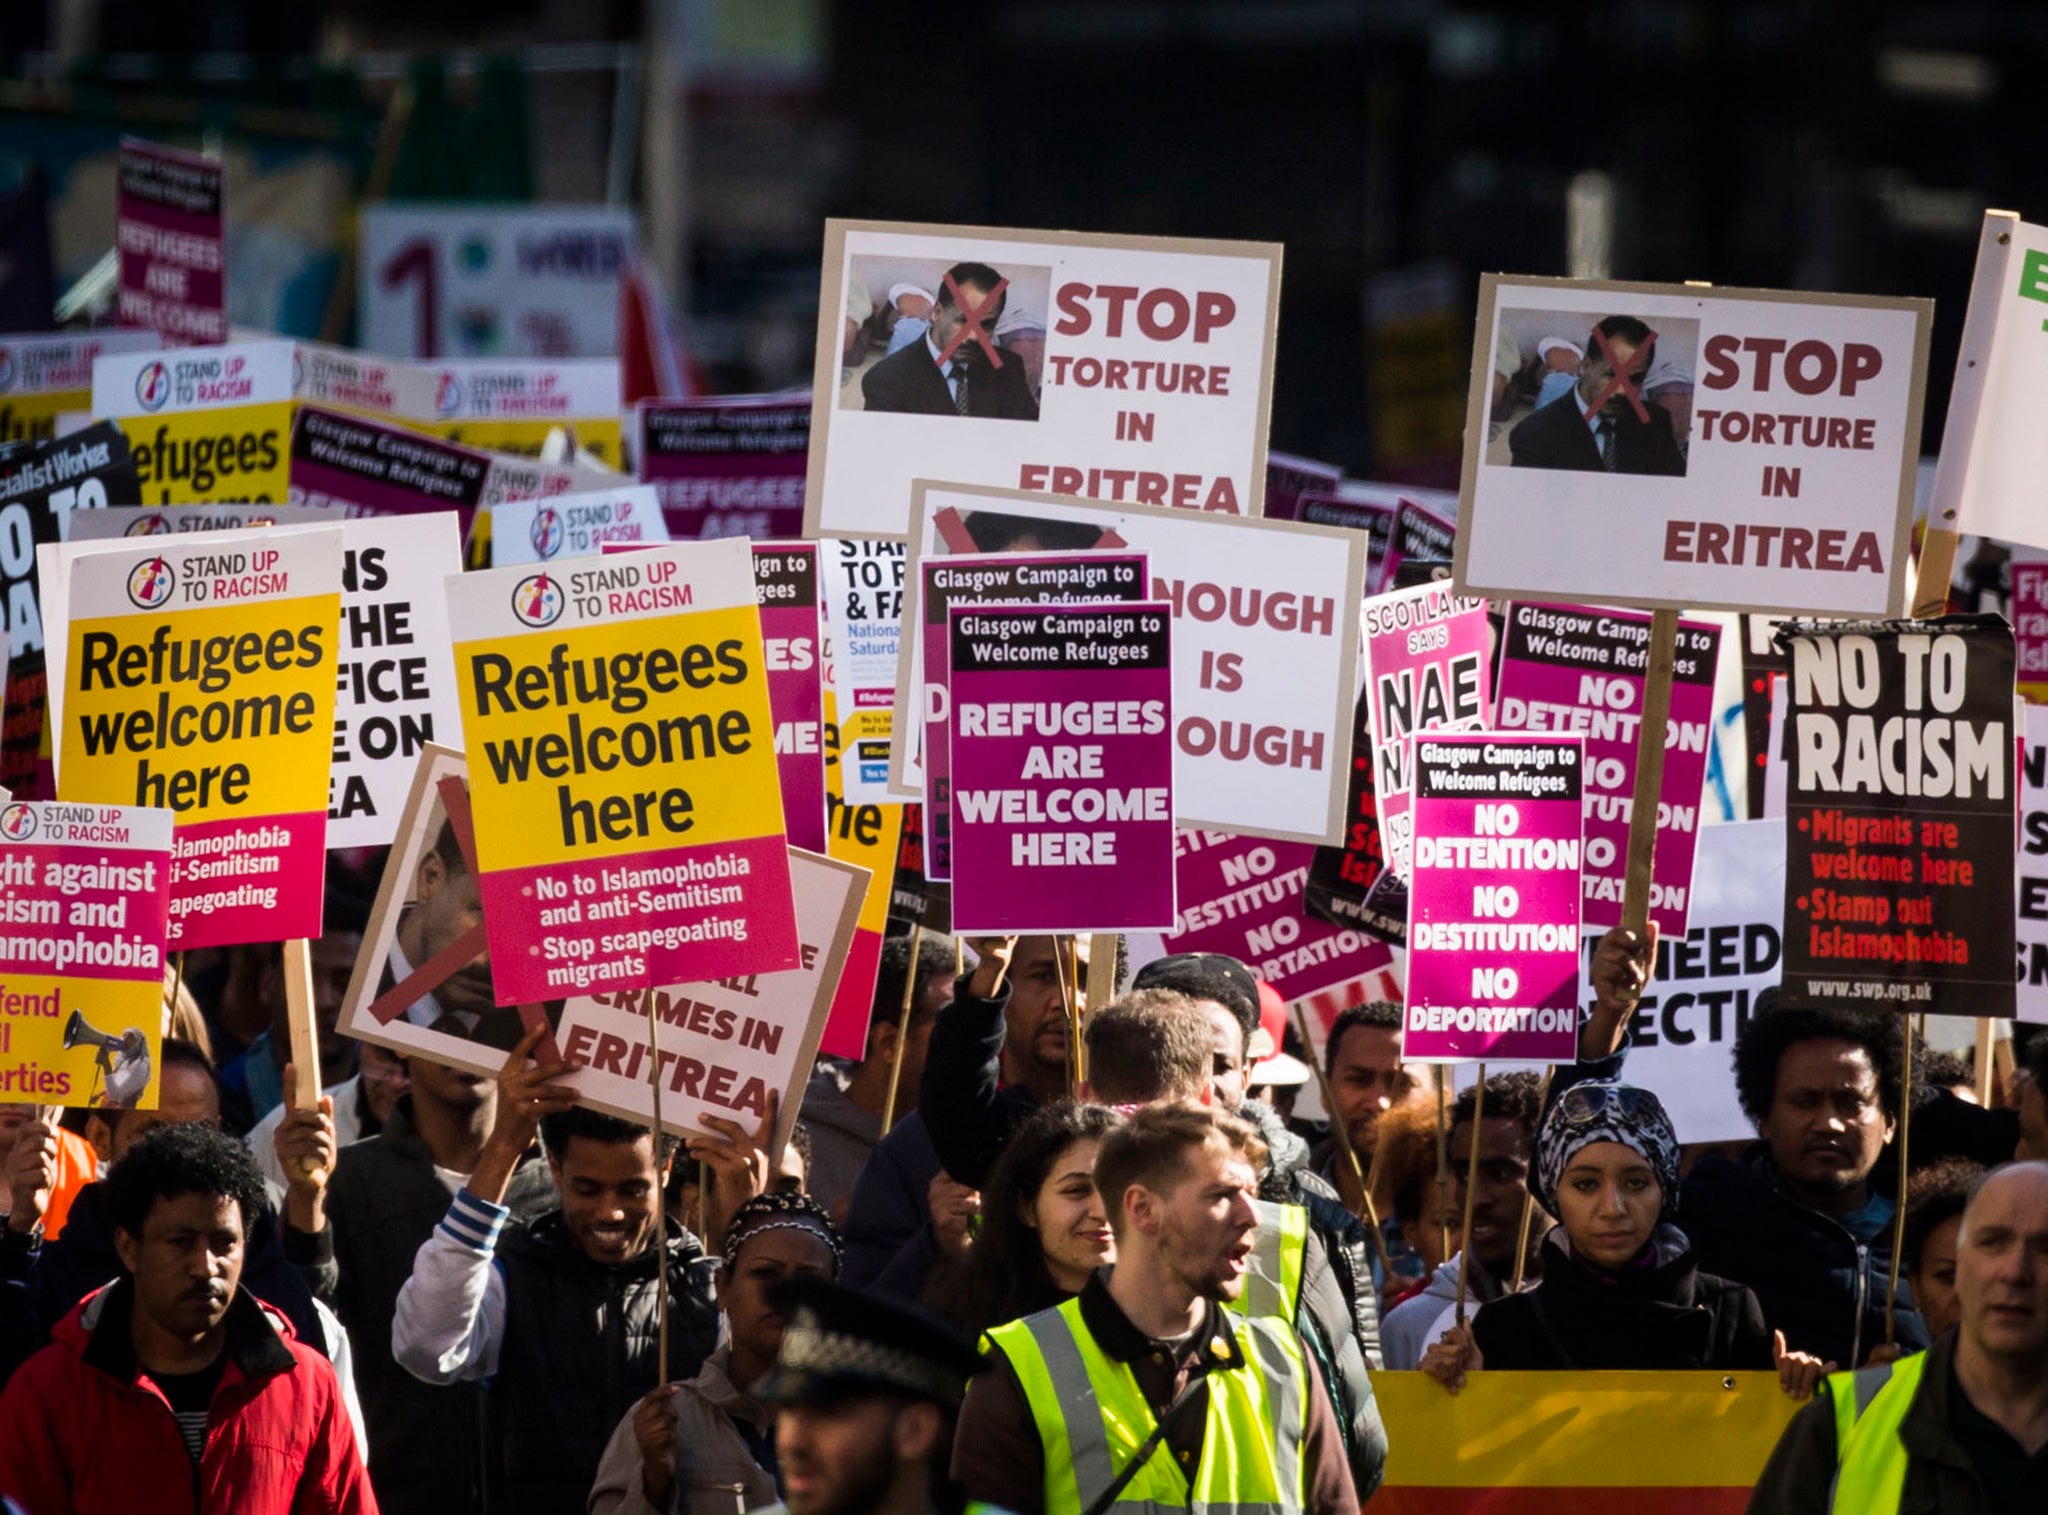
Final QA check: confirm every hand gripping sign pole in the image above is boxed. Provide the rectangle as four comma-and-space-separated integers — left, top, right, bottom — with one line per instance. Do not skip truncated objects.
283, 940, 323, 1177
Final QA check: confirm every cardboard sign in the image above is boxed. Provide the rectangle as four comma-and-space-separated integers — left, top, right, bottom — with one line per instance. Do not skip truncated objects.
93, 341, 295, 505
2021, 705, 2048, 1023
1303, 675, 1392, 939
359, 205, 637, 361
889, 802, 952, 931
1608, 819, 1785, 1143
909, 481, 1365, 845
488, 486, 670, 565
1384, 497, 1457, 593
0, 798, 173, 1108
553, 847, 864, 1147
60, 503, 340, 542
116, 139, 226, 346
819, 684, 900, 1059
1403, 733, 1584, 1062
445, 540, 798, 1003
807, 219, 1283, 538
2015, 564, 2048, 704
823, 538, 905, 805
293, 341, 406, 417
753, 543, 827, 855
1494, 603, 1720, 933
1779, 616, 2015, 1015
0, 331, 156, 445
0, 424, 142, 795
945, 601, 1175, 933
1137, 830, 1395, 1003
1457, 276, 1932, 615
1296, 487, 1395, 584
1261, 453, 1344, 522
902, 551, 1150, 874
1364, 581, 1494, 880
396, 359, 624, 467
636, 396, 809, 541
1740, 615, 1790, 818
329, 514, 463, 849
52, 528, 343, 948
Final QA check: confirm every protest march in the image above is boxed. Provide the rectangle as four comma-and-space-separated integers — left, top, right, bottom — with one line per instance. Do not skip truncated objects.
2, 33, 2048, 1515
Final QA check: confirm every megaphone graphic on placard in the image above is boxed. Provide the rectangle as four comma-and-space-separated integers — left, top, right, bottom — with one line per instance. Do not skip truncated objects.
62, 1010, 152, 1109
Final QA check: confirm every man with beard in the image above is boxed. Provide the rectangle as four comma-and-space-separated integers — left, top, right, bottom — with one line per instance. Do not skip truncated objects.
1683, 994, 1929, 1369
753, 1276, 991, 1515
381, 819, 525, 1052
0, 1124, 372, 1513
1750, 1162, 2048, 1512
391, 1027, 719, 1515
859, 262, 1039, 421
956, 1103, 1357, 1515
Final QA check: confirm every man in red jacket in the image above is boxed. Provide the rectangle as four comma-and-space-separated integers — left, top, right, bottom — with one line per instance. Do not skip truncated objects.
0, 1122, 374, 1514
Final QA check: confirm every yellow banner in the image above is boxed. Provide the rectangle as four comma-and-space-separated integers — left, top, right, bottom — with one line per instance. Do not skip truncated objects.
115, 401, 294, 504
0, 387, 88, 447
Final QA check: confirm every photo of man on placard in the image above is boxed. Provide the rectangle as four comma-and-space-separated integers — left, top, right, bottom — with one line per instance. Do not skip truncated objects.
1494, 311, 1695, 477
843, 257, 1045, 421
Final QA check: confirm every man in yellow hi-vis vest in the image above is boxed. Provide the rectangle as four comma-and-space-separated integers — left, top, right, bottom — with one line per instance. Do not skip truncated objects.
953, 1102, 1358, 1515
1748, 1162, 2048, 1514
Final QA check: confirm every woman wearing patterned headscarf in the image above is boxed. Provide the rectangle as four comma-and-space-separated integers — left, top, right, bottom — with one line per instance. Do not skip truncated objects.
1420, 1082, 1788, 1388
590, 1192, 841, 1515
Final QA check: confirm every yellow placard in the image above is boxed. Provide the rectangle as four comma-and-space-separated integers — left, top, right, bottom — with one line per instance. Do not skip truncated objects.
1, 974, 162, 1109
62, 595, 339, 818
421, 415, 625, 469
458, 601, 785, 873
0, 387, 89, 447
115, 401, 294, 504
823, 688, 901, 933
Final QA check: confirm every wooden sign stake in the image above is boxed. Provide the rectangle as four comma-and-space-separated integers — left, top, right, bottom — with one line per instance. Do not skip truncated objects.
878, 923, 924, 1133
644, 986, 670, 1386
1621, 609, 1681, 939
282, 938, 323, 1112
1291, 1001, 1398, 1283
1454, 1066, 1487, 1327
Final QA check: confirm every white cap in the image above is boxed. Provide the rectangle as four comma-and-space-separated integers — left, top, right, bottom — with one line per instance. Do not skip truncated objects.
1248, 1050, 1312, 1089
996, 307, 1046, 339
1536, 337, 1583, 362
888, 283, 934, 308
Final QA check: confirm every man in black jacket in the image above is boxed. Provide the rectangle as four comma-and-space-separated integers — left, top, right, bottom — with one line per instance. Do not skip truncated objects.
1682, 992, 1929, 1369
283, 1055, 555, 1515
1508, 315, 1685, 476
860, 261, 1040, 421
391, 1027, 719, 1515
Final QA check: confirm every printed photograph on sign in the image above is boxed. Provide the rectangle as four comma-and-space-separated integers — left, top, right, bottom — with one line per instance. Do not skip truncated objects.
1486, 308, 1699, 477
839, 256, 1051, 421
1456, 276, 1931, 616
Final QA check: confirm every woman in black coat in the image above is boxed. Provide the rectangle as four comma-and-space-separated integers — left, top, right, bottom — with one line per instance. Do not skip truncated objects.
1421, 1082, 1822, 1392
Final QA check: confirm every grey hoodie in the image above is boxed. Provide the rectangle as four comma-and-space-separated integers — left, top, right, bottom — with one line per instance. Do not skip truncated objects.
1379, 1251, 1482, 1370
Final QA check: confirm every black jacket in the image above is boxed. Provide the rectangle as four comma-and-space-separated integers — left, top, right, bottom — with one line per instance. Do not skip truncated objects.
1508, 390, 1686, 475
839, 1110, 943, 1297
286, 1098, 556, 1515
1681, 1145, 1930, 1368
859, 338, 1039, 420
490, 1213, 719, 1515
0, 1178, 322, 1385
1471, 1227, 1774, 1372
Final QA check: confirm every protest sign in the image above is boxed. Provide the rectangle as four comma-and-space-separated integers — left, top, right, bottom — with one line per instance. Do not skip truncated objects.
553, 848, 865, 1146
396, 359, 624, 467
1494, 602, 1720, 934
909, 481, 1366, 844
1303, 676, 1394, 939
488, 486, 670, 566
93, 340, 295, 505
1741, 615, 1790, 817
1383, 496, 1457, 593
1779, 616, 2015, 1015
52, 527, 342, 948
116, 138, 226, 346
823, 538, 905, 805
60, 503, 341, 542
359, 204, 636, 361
807, 219, 1283, 538
0, 423, 141, 796
293, 341, 406, 417
0, 331, 156, 445
1261, 453, 1343, 523
889, 802, 952, 931
0, 799, 173, 1108
446, 540, 798, 1002
2018, 704, 2048, 1023
636, 396, 810, 541
2015, 563, 2048, 703
1458, 276, 1932, 615
900, 551, 1150, 874
1131, 830, 1394, 1003
1364, 580, 1494, 881
753, 543, 826, 855
329, 514, 462, 849
820, 685, 901, 1058
1606, 818, 1784, 1142
1371, 1371, 1797, 1515
945, 601, 1175, 933
1402, 733, 1584, 1062
1294, 487, 1394, 582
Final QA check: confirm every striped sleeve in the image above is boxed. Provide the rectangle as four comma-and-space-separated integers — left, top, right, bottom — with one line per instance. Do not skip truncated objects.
439, 1189, 510, 1253
391, 1190, 511, 1384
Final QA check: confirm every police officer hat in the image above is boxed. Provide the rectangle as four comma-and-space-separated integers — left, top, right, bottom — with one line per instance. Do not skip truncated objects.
758, 1278, 987, 1410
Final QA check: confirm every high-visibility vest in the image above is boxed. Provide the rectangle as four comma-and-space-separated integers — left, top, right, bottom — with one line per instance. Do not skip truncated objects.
1825, 1352, 1926, 1512
1229, 1199, 1309, 1324
986, 1295, 1312, 1515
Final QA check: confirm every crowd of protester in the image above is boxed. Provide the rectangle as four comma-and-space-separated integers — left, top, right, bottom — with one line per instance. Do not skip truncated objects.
0, 881, 2043, 1515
